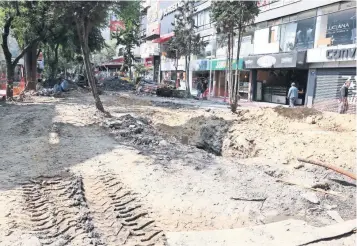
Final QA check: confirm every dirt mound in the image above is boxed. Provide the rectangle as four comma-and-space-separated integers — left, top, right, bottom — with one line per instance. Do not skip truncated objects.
102, 114, 163, 147
102, 78, 135, 91
273, 106, 322, 120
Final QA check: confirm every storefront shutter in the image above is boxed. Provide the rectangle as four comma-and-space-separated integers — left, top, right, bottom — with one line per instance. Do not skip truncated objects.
314, 68, 356, 113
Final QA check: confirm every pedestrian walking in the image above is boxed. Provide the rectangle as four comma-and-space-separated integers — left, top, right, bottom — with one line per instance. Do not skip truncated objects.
202, 79, 208, 100
287, 82, 298, 107
196, 80, 203, 99
338, 79, 351, 114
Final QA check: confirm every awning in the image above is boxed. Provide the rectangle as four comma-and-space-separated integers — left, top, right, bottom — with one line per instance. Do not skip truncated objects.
152, 32, 174, 44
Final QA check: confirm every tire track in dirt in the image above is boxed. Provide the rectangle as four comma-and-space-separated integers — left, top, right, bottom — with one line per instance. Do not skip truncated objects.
83, 174, 165, 246
9, 173, 164, 246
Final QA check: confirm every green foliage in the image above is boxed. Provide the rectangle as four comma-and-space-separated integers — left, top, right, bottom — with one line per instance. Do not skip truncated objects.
211, 0, 259, 112
170, 1, 206, 58
211, 1, 259, 35
113, 1, 141, 76
166, 0, 207, 94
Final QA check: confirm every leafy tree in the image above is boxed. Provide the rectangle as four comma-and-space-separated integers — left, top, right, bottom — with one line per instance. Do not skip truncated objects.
113, 1, 141, 80
165, 38, 183, 85
0, 1, 55, 98
92, 39, 117, 67
168, 0, 206, 95
59, 1, 112, 113
211, 0, 259, 112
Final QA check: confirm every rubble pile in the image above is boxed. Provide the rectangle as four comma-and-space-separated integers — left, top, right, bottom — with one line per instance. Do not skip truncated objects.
102, 114, 163, 146
102, 78, 135, 91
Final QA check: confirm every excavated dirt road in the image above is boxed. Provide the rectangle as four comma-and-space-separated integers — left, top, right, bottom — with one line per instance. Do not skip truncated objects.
0, 91, 355, 245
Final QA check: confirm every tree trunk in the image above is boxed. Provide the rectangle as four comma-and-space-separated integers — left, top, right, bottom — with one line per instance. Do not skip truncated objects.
25, 44, 38, 90
185, 56, 190, 96
76, 18, 105, 113
6, 63, 15, 99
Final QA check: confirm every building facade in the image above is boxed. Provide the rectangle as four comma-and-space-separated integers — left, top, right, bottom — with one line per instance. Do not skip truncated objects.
140, 0, 356, 112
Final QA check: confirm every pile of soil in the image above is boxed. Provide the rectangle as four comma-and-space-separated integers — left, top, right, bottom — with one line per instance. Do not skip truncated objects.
152, 107, 355, 169
102, 114, 163, 147
102, 78, 135, 91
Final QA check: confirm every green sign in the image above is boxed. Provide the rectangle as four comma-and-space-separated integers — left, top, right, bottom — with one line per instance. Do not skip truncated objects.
210, 59, 244, 70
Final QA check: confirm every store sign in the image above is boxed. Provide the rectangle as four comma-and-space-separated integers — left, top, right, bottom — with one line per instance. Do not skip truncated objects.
326, 48, 356, 60
257, 56, 276, 68
307, 44, 357, 63
161, 1, 184, 18
244, 51, 306, 69
211, 59, 244, 70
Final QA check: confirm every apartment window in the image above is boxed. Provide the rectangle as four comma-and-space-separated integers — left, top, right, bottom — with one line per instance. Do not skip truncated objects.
194, 9, 211, 31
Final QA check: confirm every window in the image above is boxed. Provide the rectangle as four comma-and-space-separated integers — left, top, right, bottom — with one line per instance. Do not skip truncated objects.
194, 9, 211, 31
326, 9, 356, 45
295, 17, 316, 50
269, 26, 279, 43
280, 22, 298, 52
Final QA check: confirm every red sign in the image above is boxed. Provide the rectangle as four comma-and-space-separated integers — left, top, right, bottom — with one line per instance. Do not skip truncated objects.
110, 21, 125, 32
144, 57, 153, 68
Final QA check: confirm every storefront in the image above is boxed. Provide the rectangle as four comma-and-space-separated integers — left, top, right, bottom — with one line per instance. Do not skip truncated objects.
306, 45, 356, 113
244, 51, 308, 105
191, 58, 248, 98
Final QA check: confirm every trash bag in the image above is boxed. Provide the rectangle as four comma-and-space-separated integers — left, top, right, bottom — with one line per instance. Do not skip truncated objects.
60, 80, 69, 92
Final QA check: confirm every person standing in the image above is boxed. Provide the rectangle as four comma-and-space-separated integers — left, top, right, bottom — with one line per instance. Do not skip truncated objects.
196, 80, 203, 99
202, 79, 208, 100
287, 82, 298, 107
338, 79, 351, 114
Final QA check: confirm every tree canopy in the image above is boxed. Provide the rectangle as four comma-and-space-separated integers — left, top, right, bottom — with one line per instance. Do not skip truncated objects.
211, 0, 259, 112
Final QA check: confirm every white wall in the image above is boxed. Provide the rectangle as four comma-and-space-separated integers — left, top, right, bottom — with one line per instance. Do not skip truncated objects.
253, 28, 280, 55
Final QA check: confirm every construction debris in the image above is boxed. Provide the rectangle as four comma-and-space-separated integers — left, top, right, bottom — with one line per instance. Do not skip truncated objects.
327, 210, 344, 223
301, 192, 320, 204
297, 158, 356, 180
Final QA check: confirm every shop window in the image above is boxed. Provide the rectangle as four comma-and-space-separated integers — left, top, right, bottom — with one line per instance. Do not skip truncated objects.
295, 17, 316, 50
317, 8, 356, 47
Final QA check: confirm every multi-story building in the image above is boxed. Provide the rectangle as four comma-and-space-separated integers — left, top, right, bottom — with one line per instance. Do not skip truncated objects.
140, 0, 356, 112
